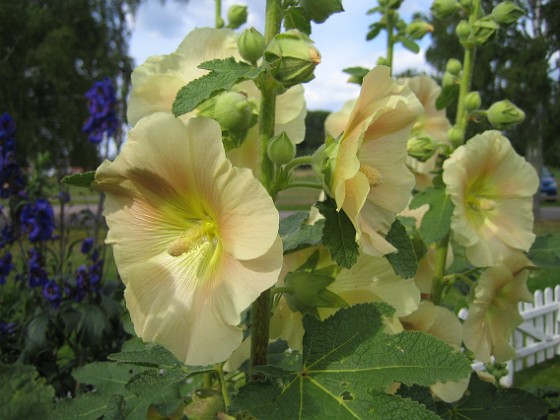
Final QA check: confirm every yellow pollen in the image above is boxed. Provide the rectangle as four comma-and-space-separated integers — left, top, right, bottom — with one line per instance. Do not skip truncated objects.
360, 164, 383, 187
468, 196, 497, 212
167, 220, 217, 257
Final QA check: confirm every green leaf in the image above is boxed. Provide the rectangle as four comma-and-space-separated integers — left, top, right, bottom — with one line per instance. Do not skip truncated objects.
232, 303, 471, 419
385, 219, 418, 278
436, 84, 460, 110
315, 197, 359, 268
61, 171, 95, 188
399, 36, 420, 53
342, 66, 370, 84
50, 394, 113, 420
0, 363, 55, 420
435, 373, 549, 419
108, 344, 183, 369
172, 58, 263, 116
125, 369, 190, 418
284, 6, 312, 34
409, 187, 454, 245
279, 211, 324, 254
300, 0, 344, 23
72, 362, 146, 397
366, 22, 384, 41
527, 234, 560, 267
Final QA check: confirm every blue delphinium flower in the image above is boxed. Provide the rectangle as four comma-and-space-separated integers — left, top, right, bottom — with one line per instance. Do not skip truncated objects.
0, 320, 17, 337
20, 199, 55, 242
0, 113, 26, 199
27, 248, 49, 288
0, 252, 13, 285
82, 78, 119, 144
42, 279, 62, 308
80, 237, 94, 254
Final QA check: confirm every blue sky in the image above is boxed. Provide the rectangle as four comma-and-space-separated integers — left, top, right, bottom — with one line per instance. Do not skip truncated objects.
129, 0, 435, 111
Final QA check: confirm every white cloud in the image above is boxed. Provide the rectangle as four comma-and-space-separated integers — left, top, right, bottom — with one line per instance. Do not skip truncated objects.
129, 0, 436, 110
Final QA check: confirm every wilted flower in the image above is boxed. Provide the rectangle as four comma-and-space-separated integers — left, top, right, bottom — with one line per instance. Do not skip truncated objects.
82, 78, 119, 144
398, 76, 452, 190
93, 113, 282, 366
324, 66, 423, 256
127, 27, 306, 172
463, 253, 533, 363
443, 130, 538, 267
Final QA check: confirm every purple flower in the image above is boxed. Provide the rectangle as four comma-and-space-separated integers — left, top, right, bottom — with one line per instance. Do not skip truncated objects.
27, 248, 48, 288
20, 199, 55, 242
0, 252, 13, 285
58, 190, 71, 203
80, 237, 94, 254
0, 113, 26, 199
1, 223, 18, 248
82, 78, 119, 144
0, 113, 16, 140
0, 320, 17, 337
42, 279, 62, 308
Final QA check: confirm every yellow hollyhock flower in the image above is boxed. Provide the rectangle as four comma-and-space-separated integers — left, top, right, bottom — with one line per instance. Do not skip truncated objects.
325, 66, 423, 257
400, 301, 468, 402
93, 113, 282, 366
398, 76, 452, 190
463, 253, 533, 363
443, 130, 538, 267
270, 246, 420, 351
127, 27, 306, 173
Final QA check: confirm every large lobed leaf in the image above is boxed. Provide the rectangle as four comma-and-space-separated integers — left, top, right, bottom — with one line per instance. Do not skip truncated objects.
172, 58, 263, 116
279, 211, 324, 254
385, 219, 418, 278
232, 303, 471, 419
527, 233, 560, 267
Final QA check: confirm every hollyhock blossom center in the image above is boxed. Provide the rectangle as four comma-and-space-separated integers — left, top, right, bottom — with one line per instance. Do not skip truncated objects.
467, 195, 497, 212
166, 218, 218, 257
359, 164, 383, 187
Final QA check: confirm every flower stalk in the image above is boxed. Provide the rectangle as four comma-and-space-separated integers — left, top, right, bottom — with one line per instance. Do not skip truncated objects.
251, 0, 282, 371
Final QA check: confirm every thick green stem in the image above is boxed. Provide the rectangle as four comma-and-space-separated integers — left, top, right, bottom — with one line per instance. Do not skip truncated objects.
250, 0, 282, 372
283, 155, 314, 174
215, 363, 231, 410
215, 0, 223, 28
386, 10, 395, 71
453, 0, 481, 147
430, 234, 450, 305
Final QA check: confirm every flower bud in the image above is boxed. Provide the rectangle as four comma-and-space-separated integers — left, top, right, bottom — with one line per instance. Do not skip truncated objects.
448, 125, 465, 145
455, 20, 471, 40
486, 100, 525, 129
407, 136, 437, 162
464, 91, 481, 112
237, 27, 265, 64
460, 0, 472, 8
376, 56, 389, 66
267, 132, 296, 165
472, 16, 499, 45
430, 0, 460, 20
491, 1, 525, 25
264, 31, 321, 87
445, 58, 462, 75
442, 71, 456, 87
406, 20, 434, 39
226, 5, 247, 29
198, 91, 257, 133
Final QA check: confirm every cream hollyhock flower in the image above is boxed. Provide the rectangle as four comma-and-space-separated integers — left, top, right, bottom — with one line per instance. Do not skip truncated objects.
127, 27, 306, 173
399, 76, 452, 190
443, 130, 538, 267
463, 253, 533, 363
400, 301, 468, 402
270, 247, 420, 350
325, 66, 423, 257
93, 113, 282, 366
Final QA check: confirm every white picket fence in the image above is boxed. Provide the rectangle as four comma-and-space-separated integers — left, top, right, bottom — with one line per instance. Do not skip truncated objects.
458, 285, 560, 387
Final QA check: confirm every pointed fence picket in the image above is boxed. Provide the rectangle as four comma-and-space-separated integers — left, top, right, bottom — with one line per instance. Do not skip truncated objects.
458, 285, 560, 387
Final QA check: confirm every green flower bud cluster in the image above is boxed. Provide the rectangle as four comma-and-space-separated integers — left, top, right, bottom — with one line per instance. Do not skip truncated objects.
486, 100, 525, 130
226, 5, 247, 29
448, 125, 465, 145
472, 16, 499, 45
237, 27, 265, 64
430, 0, 460, 20
407, 136, 437, 162
464, 91, 481, 112
264, 30, 321, 88
267, 132, 296, 165
406, 20, 434, 39
491, 1, 525, 26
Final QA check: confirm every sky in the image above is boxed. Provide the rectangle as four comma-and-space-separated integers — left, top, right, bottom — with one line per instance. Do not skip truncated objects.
129, 0, 436, 111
